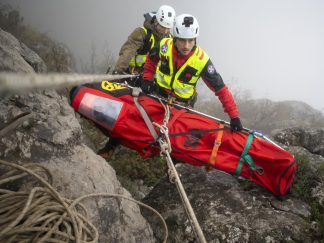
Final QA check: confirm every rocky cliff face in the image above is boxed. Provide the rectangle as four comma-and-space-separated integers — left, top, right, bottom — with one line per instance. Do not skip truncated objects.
0, 28, 154, 243
274, 128, 324, 208
274, 127, 324, 157
0, 28, 47, 73
240, 99, 324, 134
197, 98, 324, 135
142, 164, 316, 242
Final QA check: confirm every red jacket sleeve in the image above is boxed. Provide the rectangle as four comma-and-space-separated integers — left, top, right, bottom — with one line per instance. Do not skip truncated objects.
215, 86, 240, 119
143, 53, 158, 81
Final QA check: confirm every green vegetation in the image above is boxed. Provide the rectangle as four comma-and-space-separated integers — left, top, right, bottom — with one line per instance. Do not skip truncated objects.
109, 149, 167, 187
291, 153, 324, 239
292, 154, 318, 197
79, 118, 108, 150
79, 117, 166, 187
318, 163, 324, 181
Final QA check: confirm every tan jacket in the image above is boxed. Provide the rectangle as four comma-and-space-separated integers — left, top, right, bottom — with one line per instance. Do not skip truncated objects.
113, 19, 164, 74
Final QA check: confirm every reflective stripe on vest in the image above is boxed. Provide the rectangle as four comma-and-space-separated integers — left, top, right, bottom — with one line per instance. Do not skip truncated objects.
155, 38, 209, 99
129, 27, 155, 68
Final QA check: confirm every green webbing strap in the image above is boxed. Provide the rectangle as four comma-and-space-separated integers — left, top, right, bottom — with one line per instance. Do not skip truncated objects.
235, 132, 262, 175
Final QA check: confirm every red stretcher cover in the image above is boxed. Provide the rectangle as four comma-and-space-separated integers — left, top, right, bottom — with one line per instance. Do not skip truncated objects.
70, 81, 296, 196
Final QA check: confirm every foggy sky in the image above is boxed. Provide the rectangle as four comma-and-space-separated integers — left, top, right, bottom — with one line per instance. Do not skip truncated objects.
3, 0, 324, 112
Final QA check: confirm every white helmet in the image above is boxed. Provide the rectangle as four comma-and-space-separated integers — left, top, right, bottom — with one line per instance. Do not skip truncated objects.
156, 5, 175, 29
173, 14, 199, 38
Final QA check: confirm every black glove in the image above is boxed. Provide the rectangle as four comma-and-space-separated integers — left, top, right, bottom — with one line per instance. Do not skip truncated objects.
141, 80, 156, 94
230, 117, 243, 132
128, 75, 142, 87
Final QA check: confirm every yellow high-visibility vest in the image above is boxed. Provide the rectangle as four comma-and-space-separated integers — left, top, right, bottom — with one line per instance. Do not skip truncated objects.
155, 38, 209, 99
129, 28, 171, 69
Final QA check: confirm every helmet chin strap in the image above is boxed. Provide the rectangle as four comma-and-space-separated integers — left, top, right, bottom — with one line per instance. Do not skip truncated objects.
152, 21, 161, 38
154, 21, 171, 38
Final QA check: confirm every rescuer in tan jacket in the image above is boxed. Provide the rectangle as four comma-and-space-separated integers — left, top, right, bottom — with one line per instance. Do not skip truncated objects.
112, 5, 176, 77
99, 5, 176, 159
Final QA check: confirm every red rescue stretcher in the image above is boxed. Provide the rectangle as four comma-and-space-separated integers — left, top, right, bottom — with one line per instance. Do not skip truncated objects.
70, 81, 296, 196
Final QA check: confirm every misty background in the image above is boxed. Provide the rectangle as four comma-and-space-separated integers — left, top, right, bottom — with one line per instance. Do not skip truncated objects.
2, 0, 324, 112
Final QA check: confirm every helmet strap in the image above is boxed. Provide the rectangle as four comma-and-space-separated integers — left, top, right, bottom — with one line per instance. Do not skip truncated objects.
151, 15, 156, 24
152, 21, 163, 38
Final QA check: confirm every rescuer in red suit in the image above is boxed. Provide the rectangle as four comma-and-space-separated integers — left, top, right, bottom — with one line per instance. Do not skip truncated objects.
142, 13, 243, 132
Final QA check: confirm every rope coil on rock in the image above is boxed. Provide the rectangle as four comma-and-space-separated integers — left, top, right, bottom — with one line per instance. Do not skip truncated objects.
0, 159, 168, 243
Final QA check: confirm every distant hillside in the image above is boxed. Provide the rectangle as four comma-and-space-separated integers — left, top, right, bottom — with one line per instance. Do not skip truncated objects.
196, 98, 324, 135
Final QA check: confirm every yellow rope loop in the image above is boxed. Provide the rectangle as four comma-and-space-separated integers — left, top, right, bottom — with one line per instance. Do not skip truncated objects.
0, 159, 169, 243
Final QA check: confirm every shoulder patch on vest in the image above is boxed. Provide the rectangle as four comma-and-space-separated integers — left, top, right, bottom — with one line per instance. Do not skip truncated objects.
161, 43, 168, 54
207, 64, 216, 74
